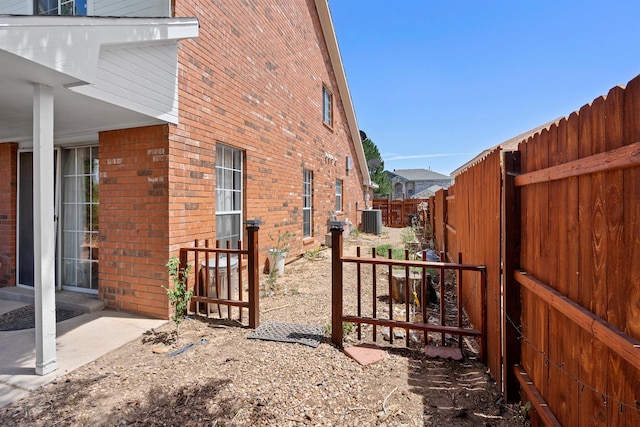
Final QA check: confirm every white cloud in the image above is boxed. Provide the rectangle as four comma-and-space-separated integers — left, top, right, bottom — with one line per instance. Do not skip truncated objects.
382, 153, 474, 161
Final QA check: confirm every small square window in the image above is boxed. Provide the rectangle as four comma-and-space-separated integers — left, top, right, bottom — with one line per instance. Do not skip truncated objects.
322, 85, 333, 126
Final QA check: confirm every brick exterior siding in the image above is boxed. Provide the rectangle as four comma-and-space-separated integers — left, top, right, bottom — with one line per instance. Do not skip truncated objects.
170, 0, 366, 255
99, 125, 172, 318
0, 143, 17, 287
96, 0, 366, 317
0, 0, 366, 319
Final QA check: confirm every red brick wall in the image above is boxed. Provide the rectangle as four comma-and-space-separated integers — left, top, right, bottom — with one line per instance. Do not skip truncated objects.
0, 143, 17, 286
98, 125, 171, 318
171, 0, 366, 261
96, 0, 367, 318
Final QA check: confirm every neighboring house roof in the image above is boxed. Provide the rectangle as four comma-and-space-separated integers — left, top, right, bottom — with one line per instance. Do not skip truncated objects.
450, 118, 562, 177
315, 0, 372, 188
413, 184, 443, 199
388, 168, 453, 182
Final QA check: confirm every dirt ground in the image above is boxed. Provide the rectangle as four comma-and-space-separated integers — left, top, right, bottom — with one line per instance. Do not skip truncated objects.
0, 227, 531, 426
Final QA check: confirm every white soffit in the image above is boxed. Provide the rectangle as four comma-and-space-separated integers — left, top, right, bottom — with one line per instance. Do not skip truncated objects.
0, 16, 199, 84
0, 16, 198, 142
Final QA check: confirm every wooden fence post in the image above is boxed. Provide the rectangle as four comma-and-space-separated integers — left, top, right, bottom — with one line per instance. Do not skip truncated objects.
330, 221, 345, 348
429, 196, 435, 233
179, 248, 194, 313
502, 151, 521, 401
245, 220, 261, 329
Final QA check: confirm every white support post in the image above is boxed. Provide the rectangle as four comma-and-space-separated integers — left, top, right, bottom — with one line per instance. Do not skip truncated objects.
33, 84, 57, 376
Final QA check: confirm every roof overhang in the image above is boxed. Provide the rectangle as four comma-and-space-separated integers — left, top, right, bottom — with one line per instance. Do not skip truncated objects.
314, 0, 374, 188
0, 16, 199, 144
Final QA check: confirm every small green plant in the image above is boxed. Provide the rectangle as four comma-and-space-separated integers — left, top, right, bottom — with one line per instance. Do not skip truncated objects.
343, 321, 355, 334
350, 228, 362, 238
518, 401, 532, 420
164, 256, 193, 335
304, 246, 325, 261
401, 227, 416, 246
264, 268, 279, 293
375, 244, 406, 260
325, 321, 355, 335
269, 229, 294, 257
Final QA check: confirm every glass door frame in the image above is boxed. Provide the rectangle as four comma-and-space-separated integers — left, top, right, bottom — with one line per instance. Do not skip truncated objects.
59, 146, 99, 294
16, 148, 62, 291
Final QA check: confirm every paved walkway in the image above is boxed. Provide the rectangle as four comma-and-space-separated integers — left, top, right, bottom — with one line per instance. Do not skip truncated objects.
0, 287, 166, 409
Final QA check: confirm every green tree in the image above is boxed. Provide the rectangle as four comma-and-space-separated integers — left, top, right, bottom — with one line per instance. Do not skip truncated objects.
362, 136, 391, 197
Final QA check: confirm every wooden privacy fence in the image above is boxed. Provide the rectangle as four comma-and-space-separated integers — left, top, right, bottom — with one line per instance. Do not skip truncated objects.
427, 149, 503, 396
328, 223, 487, 359
179, 221, 260, 328
372, 198, 430, 228
425, 75, 640, 426
508, 79, 640, 427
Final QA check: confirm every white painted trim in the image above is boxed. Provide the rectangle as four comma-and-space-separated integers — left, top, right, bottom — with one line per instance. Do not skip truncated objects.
0, 16, 199, 84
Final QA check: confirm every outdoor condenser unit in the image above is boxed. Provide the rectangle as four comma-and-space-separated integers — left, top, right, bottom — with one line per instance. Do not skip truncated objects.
361, 209, 382, 235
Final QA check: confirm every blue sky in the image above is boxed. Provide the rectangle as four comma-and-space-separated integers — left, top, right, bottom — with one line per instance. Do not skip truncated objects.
328, 0, 640, 175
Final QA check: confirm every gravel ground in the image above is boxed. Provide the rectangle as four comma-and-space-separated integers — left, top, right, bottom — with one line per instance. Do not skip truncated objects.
0, 227, 531, 426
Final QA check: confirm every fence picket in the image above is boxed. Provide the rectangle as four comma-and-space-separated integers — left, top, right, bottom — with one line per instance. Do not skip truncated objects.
422, 75, 640, 425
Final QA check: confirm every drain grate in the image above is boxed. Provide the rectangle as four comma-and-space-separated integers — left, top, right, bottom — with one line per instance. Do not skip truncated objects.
247, 322, 325, 348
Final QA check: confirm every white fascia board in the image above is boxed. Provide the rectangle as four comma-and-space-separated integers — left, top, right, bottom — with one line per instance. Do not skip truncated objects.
314, 0, 374, 188
0, 16, 198, 84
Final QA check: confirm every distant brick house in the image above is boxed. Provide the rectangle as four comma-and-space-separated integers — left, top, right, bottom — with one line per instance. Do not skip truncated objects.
386, 169, 453, 200
0, 0, 372, 321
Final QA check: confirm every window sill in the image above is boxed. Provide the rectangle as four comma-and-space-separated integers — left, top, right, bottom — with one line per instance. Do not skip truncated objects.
302, 237, 315, 246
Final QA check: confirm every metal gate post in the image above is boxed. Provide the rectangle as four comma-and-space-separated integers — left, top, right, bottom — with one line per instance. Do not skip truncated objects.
330, 221, 345, 348
245, 220, 261, 329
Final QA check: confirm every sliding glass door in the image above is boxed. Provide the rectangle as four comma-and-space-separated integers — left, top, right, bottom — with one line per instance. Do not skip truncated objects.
17, 146, 99, 293
60, 147, 99, 292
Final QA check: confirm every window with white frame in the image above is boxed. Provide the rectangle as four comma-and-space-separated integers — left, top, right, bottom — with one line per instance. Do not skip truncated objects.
35, 0, 87, 15
61, 146, 99, 291
335, 179, 343, 212
303, 170, 313, 237
216, 145, 243, 249
322, 85, 333, 126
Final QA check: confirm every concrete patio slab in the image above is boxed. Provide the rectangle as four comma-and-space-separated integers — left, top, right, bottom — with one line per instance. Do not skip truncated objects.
0, 289, 166, 409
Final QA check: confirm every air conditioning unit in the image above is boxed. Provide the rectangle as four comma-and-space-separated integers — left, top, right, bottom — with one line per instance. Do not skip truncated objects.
361, 209, 382, 235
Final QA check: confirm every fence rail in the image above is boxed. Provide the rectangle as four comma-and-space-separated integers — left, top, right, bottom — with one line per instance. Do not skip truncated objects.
372, 198, 430, 228
422, 75, 640, 426
329, 224, 486, 359
179, 221, 260, 328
